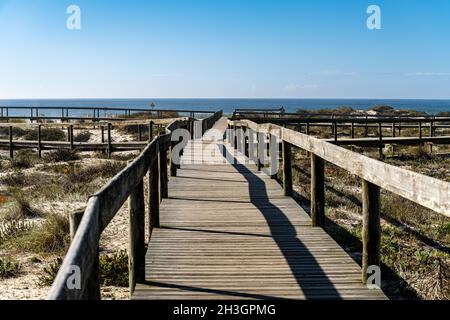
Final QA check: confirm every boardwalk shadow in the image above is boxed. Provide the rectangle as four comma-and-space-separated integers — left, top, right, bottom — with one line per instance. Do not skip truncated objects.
222, 146, 342, 300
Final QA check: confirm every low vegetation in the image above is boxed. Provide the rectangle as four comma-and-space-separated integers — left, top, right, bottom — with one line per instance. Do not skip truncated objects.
0, 257, 21, 279
39, 251, 129, 288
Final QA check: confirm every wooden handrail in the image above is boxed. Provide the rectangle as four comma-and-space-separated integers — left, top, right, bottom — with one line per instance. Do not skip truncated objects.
229, 119, 449, 285
47, 111, 222, 300
233, 120, 450, 216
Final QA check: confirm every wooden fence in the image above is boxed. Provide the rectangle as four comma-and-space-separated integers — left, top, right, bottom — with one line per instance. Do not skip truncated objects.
0, 106, 217, 123
47, 111, 222, 300
228, 119, 450, 284
0, 118, 183, 158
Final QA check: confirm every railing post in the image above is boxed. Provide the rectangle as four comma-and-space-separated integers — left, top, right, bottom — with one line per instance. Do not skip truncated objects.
149, 121, 154, 141
364, 116, 369, 137
378, 122, 383, 160
38, 124, 42, 158
233, 125, 238, 150
9, 126, 13, 159
107, 123, 112, 158
257, 131, 264, 171
70, 124, 74, 151
69, 209, 84, 241
392, 122, 396, 138
282, 141, 292, 196
333, 121, 338, 142
351, 122, 355, 139
170, 138, 178, 177
101, 126, 105, 144
243, 127, 249, 158
138, 125, 142, 142
149, 142, 160, 235
419, 121, 423, 153
269, 133, 278, 179
311, 153, 325, 227
128, 178, 145, 294
361, 179, 381, 284
160, 145, 169, 199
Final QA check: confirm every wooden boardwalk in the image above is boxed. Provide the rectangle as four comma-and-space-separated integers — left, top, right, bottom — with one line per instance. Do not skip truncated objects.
132, 118, 387, 300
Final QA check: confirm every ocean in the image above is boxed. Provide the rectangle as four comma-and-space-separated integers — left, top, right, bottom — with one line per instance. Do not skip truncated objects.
0, 99, 449, 116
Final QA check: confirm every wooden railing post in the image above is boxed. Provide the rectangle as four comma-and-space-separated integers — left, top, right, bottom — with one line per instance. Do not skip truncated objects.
282, 141, 292, 196
149, 142, 160, 234
138, 125, 142, 142
66, 125, 70, 142
419, 121, 423, 153
170, 139, 178, 177
128, 178, 145, 294
160, 146, 169, 199
257, 131, 264, 171
364, 116, 369, 137
333, 121, 338, 142
9, 126, 13, 159
69, 209, 84, 241
243, 127, 249, 158
107, 123, 112, 158
311, 153, 325, 227
101, 126, 105, 144
149, 121, 154, 141
38, 124, 42, 158
269, 133, 278, 179
361, 179, 381, 284
70, 125, 74, 151
378, 122, 383, 160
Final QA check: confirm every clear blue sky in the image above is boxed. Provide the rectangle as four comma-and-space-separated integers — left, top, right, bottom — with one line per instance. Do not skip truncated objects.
1, 0, 450, 99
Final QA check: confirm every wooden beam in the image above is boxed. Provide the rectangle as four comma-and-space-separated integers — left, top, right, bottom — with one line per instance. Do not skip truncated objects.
128, 178, 145, 294
311, 153, 325, 227
361, 179, 381, 284
282, 141, 292, 196
149, 144, 160, 233
9, 126, 13, 159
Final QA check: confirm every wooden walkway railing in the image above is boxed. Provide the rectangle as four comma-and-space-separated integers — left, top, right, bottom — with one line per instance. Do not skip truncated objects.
47, 111, 222, 300
0, 119, 183, 158
229, 119, 450, 283
0, 106, 217, 123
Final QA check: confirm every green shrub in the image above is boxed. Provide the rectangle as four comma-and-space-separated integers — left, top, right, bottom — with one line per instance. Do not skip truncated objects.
99, 250, 129, 287
0, 126, 27, 138
23, 128, 66, 141
0, 257, 21, 279
38, 258, 62, 286
39, 251, 129, 287
74, 131, 92, 142
44, 149, 80, 163
10, 150, 40, 169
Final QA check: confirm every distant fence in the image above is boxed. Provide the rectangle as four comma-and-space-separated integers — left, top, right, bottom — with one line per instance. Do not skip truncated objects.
0, 118, 182, 158
47, 110, 222, 300
0, 106, 218, 123
228, 119, 450, 284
